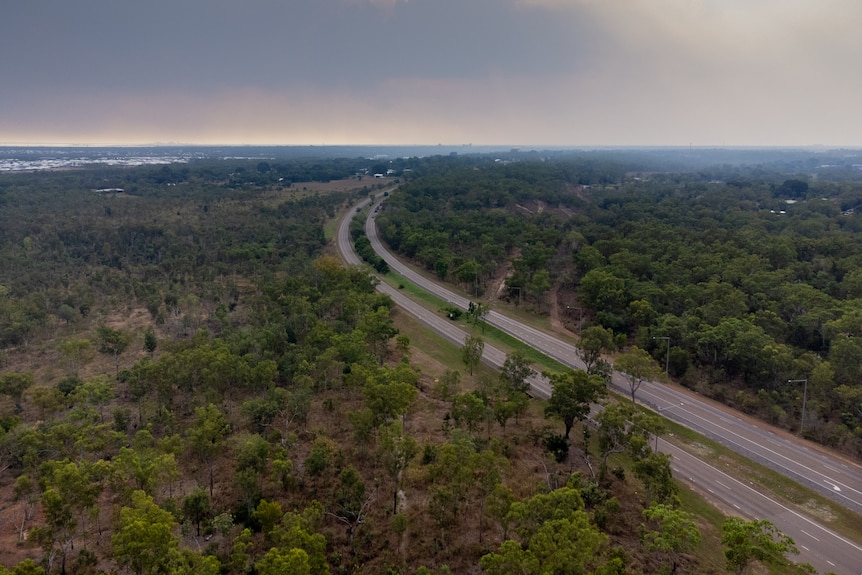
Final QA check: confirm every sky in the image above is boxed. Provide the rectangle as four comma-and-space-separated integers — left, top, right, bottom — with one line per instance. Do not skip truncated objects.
2, 0, 861, 147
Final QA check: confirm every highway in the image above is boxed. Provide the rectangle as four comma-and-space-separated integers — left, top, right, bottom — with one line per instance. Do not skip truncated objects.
337, 195, 862, 574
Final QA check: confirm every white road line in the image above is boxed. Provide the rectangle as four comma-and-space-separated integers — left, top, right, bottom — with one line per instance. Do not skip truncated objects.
800, 530, 821, 542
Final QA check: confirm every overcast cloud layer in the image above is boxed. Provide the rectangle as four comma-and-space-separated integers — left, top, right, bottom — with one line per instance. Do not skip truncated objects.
2, 0, 861, 146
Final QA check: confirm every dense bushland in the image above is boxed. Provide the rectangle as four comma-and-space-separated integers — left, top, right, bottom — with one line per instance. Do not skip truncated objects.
378, 154, 862, 453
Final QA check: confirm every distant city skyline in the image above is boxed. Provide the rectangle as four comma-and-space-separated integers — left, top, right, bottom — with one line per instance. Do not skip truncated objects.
3, 1, 861, 147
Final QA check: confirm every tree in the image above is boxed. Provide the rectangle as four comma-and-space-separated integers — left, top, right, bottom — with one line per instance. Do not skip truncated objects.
0, 371, 33, 413
359, 306, 398, 364
492, 484, 615, 575
451, 392, 489, 434
97, 325, 131, 380
500, 351, 535, 394
379, 420, 418, 514
32, 459, 108, 575
357, 363, 418, 426
256, 548, 311, 575
143, 327, 157, 355
13, 474, 38, 543
615, 346, 662, 405
467, 301, 489, 332
721, 517, 798, 575
435, 367, 462, 401
182, 488, 211, 537
543, 370, 606, 439
112, 490, 179, 575
642, 503, 701, 575
233, 432, 270, 513
72, 376, 114, 422
462, 335, 485, 375
597, 402, 664, 480
633, 452, 678, 505
577, 326, 614, 374
188, 404, 231, 497
58, 338, 94, 376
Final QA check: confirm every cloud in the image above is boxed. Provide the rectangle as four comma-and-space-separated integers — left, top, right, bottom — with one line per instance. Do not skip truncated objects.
2, 0, 861, 146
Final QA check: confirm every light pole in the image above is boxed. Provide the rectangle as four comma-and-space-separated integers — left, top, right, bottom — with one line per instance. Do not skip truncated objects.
510, 286, 522, 307
655, 402, 685, 451
566, 305, 583, 332
788, 379, 808, 434
652, 336, 670, 375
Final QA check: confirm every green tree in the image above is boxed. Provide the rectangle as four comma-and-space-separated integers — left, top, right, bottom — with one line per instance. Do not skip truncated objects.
435, 368, 461, 401
112, 430, 179, 497
642, 503, 701, 575
721, 517, 798, 575
543, 370, 606, 439
0, 371, 33, 413
182, 487, 211, 537
480, 539, 540, 575
359, 306, 398, 364
32, 459, 108, 575
254, 499, 284, 539
97, 325, 131, 380
112, 490, 179, 575
72, 376, 114, 422
492, 484, 615, 574
379, 420, 418, 514
500, 351, 535, 394
633, 452, 678, 505
361, 363, 418, 426
58, 338, 94, 376
577, 326, 615, 374
188, 403, 231, 497
13, 474, 38, 543
597, 402, 664, 480
143, 327, 157, 355
233, 432, 270, 513
615, 346, 662, 405
451, 392, 489, 434
256, 547, 311, 575
462, 335, 485, 376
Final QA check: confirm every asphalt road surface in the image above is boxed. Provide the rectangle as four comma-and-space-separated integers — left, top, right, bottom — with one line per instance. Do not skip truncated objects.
337, 195, 862, 574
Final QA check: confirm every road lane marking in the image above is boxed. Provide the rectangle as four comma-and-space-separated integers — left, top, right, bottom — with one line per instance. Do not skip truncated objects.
825, 481, 842, 492
801, 530, 820, 542
715, 480, 730, 490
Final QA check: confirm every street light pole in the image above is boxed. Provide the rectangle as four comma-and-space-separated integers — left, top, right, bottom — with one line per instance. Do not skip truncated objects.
566, 305, 583, 332
652, 336, 670, 375
510, 286, 522, 307
788, 379, 808, 434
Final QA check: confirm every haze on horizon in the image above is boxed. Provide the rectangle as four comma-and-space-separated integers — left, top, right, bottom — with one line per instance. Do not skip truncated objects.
2, 0, 861, 148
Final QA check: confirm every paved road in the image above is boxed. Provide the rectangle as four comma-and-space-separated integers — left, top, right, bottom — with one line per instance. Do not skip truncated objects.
337, 197, 550, 395
338, 196, 862, 574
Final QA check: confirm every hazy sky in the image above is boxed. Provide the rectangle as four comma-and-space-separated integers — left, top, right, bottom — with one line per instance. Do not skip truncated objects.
3, 0, 861, 146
